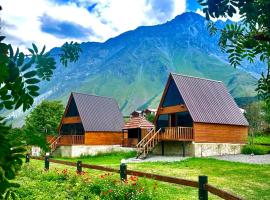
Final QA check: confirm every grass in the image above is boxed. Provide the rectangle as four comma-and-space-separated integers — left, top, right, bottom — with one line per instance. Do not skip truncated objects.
253, 135, 270, 145
14, 152, 270, 199
56, 151, 137, 166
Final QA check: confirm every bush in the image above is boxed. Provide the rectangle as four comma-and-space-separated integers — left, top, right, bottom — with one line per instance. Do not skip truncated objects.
16, 164, 157, 200
242, 145, 270, 155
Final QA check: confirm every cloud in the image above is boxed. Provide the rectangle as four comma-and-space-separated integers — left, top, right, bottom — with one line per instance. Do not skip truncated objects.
1, 0, 186, 51
40, 14, 94, 39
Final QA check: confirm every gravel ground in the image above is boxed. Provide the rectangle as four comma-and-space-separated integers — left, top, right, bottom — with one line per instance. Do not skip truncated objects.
125, 154, 270, 164
212, 154, 270, 164
125, 155, 189, 163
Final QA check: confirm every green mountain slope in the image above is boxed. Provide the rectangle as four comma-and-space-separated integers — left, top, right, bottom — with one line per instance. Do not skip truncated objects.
7, 12, 258, 126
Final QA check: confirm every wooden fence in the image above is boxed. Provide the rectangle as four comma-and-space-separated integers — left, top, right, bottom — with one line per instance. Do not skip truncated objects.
28, 156, 243, 200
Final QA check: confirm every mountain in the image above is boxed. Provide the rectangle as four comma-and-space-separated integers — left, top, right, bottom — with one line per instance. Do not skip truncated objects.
8, 12, 260, 126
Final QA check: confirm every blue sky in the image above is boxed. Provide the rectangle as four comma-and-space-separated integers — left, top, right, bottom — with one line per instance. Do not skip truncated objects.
1, 0, 206, 50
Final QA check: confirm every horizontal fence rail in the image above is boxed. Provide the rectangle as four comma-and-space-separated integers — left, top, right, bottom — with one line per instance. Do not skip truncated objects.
29, 156, 243, 200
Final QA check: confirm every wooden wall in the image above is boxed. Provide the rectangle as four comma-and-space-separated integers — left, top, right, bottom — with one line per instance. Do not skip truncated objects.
193, 123, 248, 143
84, 131, 123, 145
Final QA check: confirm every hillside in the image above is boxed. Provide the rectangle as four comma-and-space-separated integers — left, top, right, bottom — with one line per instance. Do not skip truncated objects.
7, 12, 259, 125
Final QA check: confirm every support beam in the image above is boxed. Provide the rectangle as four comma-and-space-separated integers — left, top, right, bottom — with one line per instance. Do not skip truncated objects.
158, 104, 188, 115
161, 141, 165, 156
182, 142, 185, 157
62, 116, 81, 124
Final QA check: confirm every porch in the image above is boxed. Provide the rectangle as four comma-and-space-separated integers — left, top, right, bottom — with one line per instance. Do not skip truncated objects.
49, 135, 85, 152
136, 126, 193, 158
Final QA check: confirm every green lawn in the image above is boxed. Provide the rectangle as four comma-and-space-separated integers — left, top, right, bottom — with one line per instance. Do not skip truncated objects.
15, 152, 270, 200
253, 135, 270, 145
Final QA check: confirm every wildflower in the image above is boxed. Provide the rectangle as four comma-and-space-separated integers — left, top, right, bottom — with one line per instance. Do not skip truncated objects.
108, 189, 112, 193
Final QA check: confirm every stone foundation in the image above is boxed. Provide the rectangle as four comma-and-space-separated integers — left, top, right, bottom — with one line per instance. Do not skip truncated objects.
193, 143, 243, 157
151, 141, 243, 157
152, 141, 193, 156
53, 145, 135, 157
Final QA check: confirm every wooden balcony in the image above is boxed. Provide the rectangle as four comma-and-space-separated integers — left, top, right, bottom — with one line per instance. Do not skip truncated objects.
58, 135, 85, 145
160, 126, 193, 141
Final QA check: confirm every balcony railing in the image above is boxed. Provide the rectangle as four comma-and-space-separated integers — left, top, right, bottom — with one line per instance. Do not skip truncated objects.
58, 135, 85, 145
160, 126, 193, 141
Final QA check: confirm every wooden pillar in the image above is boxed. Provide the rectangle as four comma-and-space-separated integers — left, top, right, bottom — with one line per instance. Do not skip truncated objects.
182, 141, 185, 157
161, 141, 165, 156
121, 130, 125, 147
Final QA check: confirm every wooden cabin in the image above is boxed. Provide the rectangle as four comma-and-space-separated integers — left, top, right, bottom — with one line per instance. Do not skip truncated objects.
49, 92, 124, 156
137, 73, 249, 158
122, 117, 154, 147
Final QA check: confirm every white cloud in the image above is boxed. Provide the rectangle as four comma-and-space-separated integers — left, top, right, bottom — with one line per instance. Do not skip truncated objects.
1, 0, 186, 51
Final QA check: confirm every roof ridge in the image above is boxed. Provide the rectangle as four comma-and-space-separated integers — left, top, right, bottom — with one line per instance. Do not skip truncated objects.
71, 92, 114, 100
171, 73, 222, 83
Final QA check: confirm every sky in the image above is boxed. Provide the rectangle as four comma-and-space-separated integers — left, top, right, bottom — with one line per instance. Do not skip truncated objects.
0, 0, 210, 51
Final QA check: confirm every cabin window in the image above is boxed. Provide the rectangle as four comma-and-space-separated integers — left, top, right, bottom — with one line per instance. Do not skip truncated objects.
156, 114, 169, 129
65, 97, 79, 117
60, 123, 84, 135
128, 128, 141, 139
176, 112, 193, 127
162, 80, 184, 107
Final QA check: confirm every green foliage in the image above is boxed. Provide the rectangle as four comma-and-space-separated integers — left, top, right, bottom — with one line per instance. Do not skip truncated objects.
0, 33, 81, 198
0, 118, 25, 199
22, 100, 64, 151
146, 114, 155, 123
253, 135, 270, 145
16, 164, 157, 200
198, 0, 270, 103
244, 101, 265, 132
0, 36, 81, 111
241, 144, 270, 155
25, 100, 64, 135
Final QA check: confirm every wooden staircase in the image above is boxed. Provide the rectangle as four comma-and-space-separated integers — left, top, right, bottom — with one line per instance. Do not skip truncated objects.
50, 135, 62, 153
136, 128, 161, 159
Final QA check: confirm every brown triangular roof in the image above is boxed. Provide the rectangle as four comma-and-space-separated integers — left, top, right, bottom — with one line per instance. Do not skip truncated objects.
66, 92, 124, 132
156, 73, 249, 126
123, 117, 154, 129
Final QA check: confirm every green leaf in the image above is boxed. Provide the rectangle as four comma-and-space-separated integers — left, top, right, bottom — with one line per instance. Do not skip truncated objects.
27, 85, 39, 91
17, 52, 25, 66
0, 36, 5, 42
28, 48, 35, 55
25, 78, 40, 84
23, 71, 37, 78
32, 43, 38, 54
4, 101, 14, 110
29, 91, 39, 97
21, 63, 32, 72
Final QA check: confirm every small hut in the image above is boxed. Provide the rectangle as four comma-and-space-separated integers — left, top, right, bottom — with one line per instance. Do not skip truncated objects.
122, 117, 154, 147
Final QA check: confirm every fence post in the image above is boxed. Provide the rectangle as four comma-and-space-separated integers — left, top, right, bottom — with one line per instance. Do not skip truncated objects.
25, 153, 30, 163
77, 161, 82, 174
198, 176, 208, 200
120, 159, 127, 181
45, 155, 50, 170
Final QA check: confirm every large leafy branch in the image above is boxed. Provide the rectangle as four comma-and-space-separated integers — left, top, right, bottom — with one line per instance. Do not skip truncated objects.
198, 0, 270, 103
0, 37, 81, 111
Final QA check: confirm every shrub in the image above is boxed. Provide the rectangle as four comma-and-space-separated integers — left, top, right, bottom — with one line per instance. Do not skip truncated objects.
16, 164, 157, 200
241, 145, 270, 155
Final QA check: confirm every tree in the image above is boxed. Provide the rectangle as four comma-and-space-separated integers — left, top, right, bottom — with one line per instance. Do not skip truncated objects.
244, 102, 264, 133
25, 100, 64, 135
198, 0, 270, 104
146, 113, 155, 123
0, 119, 25, 199
23, 100, 64, 150
0, 26, 81, 198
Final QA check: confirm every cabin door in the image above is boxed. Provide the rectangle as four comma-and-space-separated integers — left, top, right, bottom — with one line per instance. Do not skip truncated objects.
170, 113, 177, 127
